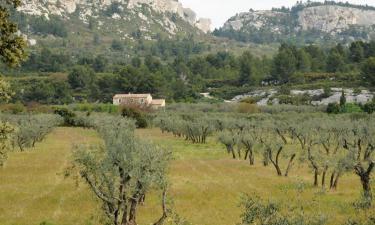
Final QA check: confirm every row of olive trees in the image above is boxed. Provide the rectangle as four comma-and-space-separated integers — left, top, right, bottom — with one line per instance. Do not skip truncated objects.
0, 114, 63, 151
157, 116, 216, 144
156, 113, 375, 203
217, 115, 375, 203
0, 114, 62, 167
72, 115, 171, 225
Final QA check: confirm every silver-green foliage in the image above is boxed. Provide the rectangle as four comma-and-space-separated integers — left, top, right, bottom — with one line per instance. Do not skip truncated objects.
157, 115, 214, 144
73, 115, 171, 225
0, 114, 62, 151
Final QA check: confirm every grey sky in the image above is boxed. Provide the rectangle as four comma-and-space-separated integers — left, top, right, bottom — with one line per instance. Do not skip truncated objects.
179, 0, 375, 29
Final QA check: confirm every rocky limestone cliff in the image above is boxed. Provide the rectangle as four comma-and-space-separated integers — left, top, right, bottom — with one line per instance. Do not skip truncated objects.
217, 4, 375, 43
298, 5, 375, 34
18, 0, 211, 33
223, 10, 288, 31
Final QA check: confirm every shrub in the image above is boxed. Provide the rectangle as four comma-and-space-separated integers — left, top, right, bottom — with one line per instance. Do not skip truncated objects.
239, 195, 327, 225
121, 106, 148, 128
54, 108, 76, 126
240, 97, 257, 104
362, 102, 375, 114
237, 103, 260, 114
326, 103, 341, 114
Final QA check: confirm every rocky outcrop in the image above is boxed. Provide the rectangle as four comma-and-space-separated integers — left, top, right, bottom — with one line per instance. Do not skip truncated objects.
232, 88, 374, 106
195, 18, 212, 33
298, 5, 375, 34
223, 10, 288, 32
217, 4, 375, 43
18, 0, 211, 33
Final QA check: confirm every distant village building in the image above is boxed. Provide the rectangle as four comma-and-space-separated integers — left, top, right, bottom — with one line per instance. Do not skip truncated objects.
113, 93, 166, 109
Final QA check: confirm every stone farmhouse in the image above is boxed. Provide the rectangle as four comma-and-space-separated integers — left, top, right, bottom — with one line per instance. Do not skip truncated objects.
113, 93, 166, 109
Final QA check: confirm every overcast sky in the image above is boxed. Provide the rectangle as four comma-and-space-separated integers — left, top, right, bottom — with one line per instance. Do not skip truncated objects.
179, 0, 375, 29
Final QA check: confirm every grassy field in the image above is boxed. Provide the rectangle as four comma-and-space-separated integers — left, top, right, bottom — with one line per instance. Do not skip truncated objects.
0, 127, 374, 225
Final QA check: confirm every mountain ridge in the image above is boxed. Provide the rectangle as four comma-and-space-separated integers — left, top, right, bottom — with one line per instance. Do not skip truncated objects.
214, 2, 375, 44
18, 0, 212, 33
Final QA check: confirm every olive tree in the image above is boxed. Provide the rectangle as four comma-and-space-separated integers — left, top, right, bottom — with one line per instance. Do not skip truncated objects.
341, 119, 375, 202
289, 119, 325, 187
239, 123, 260, 165
73, 116, 171, 225
183, 118, 214, 144
317, 119, 349, 190
218, 130, 239, 159
260, 122, 296, 177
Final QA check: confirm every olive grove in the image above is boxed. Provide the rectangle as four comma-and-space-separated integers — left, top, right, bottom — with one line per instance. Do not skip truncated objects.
156, 113, 375, 203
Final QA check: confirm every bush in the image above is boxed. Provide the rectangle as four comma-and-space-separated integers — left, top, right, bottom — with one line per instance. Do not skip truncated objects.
121, 106, 148, 128
326, 103, 341, 114
240, 97, 257, 104
237, 103, 260, 114
362, 102, 375, 114
54, 108, 77, 126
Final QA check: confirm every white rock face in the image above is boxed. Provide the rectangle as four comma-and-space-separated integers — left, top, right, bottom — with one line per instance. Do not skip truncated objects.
221, 5, 375, 36
298, 5, 375, 33
195, 18, 212, 33
18, 0, 211, 32
128, 0, 184, 16
223, 10, 288, 32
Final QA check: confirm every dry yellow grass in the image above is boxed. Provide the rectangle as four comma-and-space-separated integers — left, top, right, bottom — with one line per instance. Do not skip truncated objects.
0, 127, 102, 225
0, 127, 373, 225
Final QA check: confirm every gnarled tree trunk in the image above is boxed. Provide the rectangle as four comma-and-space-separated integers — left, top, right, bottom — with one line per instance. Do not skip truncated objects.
269, 147, 283, 176
284, 154, 296, 177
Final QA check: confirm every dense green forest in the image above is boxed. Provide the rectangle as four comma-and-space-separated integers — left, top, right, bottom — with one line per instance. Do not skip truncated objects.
2, 40, 375, 104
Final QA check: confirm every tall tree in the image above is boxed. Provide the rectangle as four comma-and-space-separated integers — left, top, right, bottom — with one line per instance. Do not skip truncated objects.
326, 50, 345, 73
349, 41, 365, 63
68, 65, 96, 90
272, 44, 297, 83
0, 0, 27, 67
0, 0, 27, 167
238, 51, 256, 85
362, 57, 375, 86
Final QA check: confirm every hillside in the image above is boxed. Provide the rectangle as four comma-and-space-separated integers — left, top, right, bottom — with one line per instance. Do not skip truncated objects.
214, 1, 375, 44
12, 0, 212, 57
